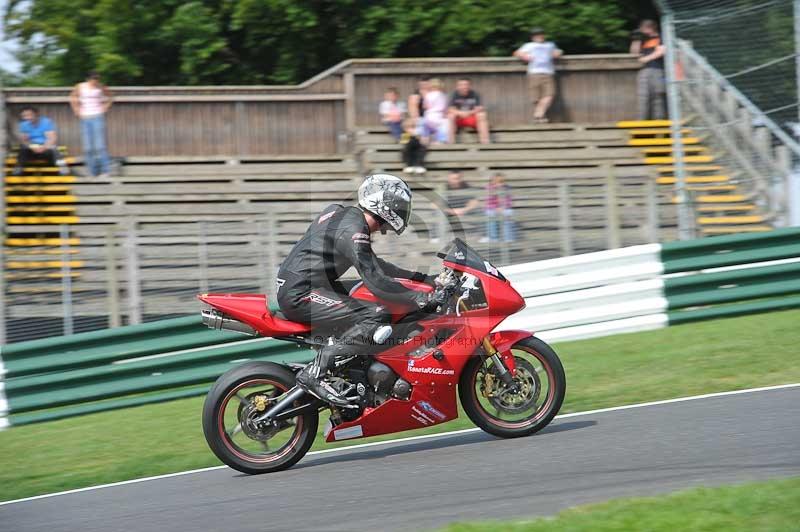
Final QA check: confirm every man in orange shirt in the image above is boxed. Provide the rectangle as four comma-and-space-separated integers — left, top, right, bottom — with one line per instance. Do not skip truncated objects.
630, 20, 666, 120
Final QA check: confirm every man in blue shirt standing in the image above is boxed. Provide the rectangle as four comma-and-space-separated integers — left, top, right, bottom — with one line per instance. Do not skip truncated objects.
14, 106, 69, 176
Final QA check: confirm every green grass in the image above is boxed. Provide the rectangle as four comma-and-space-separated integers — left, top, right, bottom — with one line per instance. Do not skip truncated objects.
443, 476, 800, 532
1, 309, 799, 502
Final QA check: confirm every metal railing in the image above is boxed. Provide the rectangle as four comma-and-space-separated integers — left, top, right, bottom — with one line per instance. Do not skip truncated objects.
658, 0, 800, 235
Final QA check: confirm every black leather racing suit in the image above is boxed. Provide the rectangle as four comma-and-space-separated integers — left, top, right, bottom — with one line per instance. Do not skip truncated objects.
276, 205, 430, 401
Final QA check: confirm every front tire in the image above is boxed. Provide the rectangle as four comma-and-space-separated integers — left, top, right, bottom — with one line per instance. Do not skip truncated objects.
459, 336, 565, 438
202, 361, 318, 474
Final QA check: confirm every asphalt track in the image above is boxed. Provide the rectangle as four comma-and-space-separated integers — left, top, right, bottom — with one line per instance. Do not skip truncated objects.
2, 386, 799, 532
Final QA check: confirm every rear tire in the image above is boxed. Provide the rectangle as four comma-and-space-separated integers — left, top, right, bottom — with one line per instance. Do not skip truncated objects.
459, 336, 565, 438
202, 361, 318, 474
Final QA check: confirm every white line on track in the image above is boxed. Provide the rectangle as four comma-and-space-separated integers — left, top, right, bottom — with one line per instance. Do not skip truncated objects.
1, 381, 798, 507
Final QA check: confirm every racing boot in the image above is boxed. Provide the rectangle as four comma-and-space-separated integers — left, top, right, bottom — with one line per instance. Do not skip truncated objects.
295, 357, 355, 408
295, 321, 393, 408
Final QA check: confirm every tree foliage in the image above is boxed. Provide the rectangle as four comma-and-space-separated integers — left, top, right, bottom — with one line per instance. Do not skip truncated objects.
3, 0, 653, 86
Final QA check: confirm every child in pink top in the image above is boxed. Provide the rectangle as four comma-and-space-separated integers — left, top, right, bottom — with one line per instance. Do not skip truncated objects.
482, 172, 515, 243
379, 87, 407, 141
420, 78, 449, 144
70, 71, 113, 178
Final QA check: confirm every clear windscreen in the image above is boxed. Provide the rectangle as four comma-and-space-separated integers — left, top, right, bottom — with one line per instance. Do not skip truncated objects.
436, 238, 506, 281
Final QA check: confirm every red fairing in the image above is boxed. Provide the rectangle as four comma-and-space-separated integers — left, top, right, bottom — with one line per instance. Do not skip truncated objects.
324, 271, 531, 443
489, 330, 536, 376
198, 293, 311, 335
449, 262, 526, 320
490, 330, 535, 354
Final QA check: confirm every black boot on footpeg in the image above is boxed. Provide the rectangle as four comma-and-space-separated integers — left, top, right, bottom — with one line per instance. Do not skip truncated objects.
296, 362, 356, 408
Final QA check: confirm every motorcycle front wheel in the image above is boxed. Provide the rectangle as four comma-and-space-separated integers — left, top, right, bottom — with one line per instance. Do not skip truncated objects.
202, 361, 318, 474
459, 336, 565, 438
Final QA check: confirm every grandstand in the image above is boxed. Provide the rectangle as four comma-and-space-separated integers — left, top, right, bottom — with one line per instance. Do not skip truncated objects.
0, 53, 793, 342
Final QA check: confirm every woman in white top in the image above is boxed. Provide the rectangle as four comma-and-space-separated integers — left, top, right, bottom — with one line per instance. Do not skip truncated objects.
421, 78, 449, 144
70, 72, 113, 178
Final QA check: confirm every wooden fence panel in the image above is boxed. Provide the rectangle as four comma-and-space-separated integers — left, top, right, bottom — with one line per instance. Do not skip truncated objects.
351, 55, 640, 127
4, 55, 640, 156
6, 99, 346, 156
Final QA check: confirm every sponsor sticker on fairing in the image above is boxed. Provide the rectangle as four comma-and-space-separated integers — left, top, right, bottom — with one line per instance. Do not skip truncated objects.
411, 406, 435, 425
484, 261, 499, 277
411, 414, 430, 426
417, 401, 447, 421
407, 358, 455, 375
333, 425, 364, 440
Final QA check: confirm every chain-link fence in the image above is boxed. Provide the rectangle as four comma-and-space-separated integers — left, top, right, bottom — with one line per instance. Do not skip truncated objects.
658, 0, 800, 233
667, 0, 798, 125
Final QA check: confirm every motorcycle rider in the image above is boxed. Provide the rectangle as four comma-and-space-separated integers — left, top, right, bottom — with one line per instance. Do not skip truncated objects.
276, 174, 438, 407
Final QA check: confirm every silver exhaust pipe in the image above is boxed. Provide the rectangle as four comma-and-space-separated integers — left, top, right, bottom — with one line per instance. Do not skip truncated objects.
201, 309, 257, 336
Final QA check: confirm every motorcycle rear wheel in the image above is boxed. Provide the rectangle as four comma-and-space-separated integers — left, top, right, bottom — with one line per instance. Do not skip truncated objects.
459, 336, 565, 438
202, 361, 318, 474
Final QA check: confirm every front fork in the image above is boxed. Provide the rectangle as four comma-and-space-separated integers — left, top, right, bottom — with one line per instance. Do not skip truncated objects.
481, 336, 519, 392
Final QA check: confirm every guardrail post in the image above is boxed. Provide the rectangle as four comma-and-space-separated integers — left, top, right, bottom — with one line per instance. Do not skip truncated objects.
60, 224, 74, 335
105, 226, 121, 328
344, 71, 356, 135
198, 221, 209, 294
0, 238, 5, 345
257, 220, 269, 294
663, 16, 694, 241
234, 101, 245, 155
645, 178, 659, 243
605, 167, 621, 249
776, 145, 792, 226
266, 215, 279, 295
437, 182, 448, 242
754, 127, 773, 188
558, 182, 573, 256
1, 87, 7, 344
0, 86, 6, 239
124, 217, 142, 325
499, 219, 511, 266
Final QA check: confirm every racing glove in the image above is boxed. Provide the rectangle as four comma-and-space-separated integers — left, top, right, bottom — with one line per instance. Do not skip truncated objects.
414, 287, 448, 312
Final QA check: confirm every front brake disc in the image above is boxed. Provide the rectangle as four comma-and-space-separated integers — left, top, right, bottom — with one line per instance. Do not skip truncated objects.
489, 357, 540, 413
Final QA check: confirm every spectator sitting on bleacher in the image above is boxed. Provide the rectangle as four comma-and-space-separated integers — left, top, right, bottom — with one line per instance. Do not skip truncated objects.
481, 172, 515, 243
408, 76, 430, 122
421, 78, 449, 145
13, 106, 69, 176
430, 170, 480, 243
514, 28, 562, 123
400, 118, 427, 174
447, 77, 490, 144
444, 170, 480, 219
379, 87, 407, 141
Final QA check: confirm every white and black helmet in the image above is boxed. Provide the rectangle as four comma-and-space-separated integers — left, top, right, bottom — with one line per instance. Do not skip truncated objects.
358, 174, 413, 234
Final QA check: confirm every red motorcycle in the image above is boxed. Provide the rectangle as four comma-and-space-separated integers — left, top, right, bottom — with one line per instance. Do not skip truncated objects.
200, 239, 565, 474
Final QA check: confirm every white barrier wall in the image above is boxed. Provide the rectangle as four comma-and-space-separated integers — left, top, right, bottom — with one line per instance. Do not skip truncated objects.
499, 244, 669, 342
